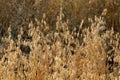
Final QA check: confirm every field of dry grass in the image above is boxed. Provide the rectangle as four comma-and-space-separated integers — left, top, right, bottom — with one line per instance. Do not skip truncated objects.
0, 0, 120, 80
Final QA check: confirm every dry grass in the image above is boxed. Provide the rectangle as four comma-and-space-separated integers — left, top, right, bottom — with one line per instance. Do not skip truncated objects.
0, 0, 119, 32
0, 0, 120, 80
0, 10, 120, 80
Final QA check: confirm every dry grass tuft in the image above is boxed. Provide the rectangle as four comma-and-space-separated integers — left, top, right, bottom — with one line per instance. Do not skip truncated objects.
0, 0, 120, 80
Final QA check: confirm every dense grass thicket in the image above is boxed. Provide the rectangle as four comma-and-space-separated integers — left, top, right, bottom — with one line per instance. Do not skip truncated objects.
0, 0, 120, 80
0, 0, 120, 32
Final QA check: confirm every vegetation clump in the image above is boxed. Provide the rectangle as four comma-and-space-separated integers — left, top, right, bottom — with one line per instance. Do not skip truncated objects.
0, 0, 120, 80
